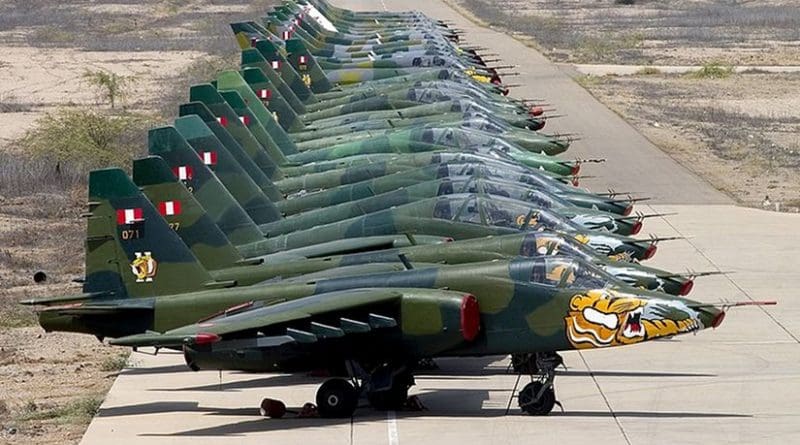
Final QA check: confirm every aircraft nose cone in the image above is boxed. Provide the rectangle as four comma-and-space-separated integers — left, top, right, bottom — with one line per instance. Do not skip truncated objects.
630, 220, 643, 235
679, 279, 695, 296
697, 306, 726, 330
643, 243, 658, 260
623, 204, 634, 216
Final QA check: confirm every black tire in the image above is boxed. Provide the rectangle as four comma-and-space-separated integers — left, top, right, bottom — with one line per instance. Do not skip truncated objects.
316, 379, 358, 418
518, 381, 555, 415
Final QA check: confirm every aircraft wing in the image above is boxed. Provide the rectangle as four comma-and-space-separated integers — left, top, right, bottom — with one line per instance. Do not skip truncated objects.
110, 288, 409, 349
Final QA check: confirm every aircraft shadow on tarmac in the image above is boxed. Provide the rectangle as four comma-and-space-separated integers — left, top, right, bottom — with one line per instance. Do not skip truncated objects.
103, 386, 749, 438
150, 373, 328, 392
144, 357, 717, 393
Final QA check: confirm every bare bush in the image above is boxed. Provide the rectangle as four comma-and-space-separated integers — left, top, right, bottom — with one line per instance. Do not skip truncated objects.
157, 54, 240, 119
0, 154, 84, 198
82, 69, 135, 108
0, 94, 39, 113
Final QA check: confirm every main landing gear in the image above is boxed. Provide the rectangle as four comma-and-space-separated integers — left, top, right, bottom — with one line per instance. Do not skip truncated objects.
262, 361, 416, 419
515, 352, 563, 416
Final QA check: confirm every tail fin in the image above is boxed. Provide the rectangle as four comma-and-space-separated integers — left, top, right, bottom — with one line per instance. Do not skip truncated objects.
215, 71, 299, 155
173, 114, 282, 225
239, 66, 305, 133
177, 101, 284, 199
254, 39, 317, 103
285, 38, 334, 93
267, 9, 325, 51
230, 21, 272, 50
147, 126, 264, 246
85, 168, 219, 298
188, 83, 290, 166
241, 47, 309, 112
132, 156, 245, 271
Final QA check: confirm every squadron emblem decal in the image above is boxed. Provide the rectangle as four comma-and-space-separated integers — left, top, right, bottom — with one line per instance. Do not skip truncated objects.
130, 251, 158, 282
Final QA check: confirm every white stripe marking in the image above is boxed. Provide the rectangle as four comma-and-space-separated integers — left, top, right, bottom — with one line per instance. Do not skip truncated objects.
387, 410, 399, 445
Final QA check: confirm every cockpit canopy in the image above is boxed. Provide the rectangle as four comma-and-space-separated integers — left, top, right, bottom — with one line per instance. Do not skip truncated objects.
431, 195, 576, 231
525, 257, 611, 289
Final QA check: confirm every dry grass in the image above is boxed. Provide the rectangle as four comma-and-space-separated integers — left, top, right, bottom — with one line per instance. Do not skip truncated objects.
457, 0, 800, 65
582, 72, 800, 206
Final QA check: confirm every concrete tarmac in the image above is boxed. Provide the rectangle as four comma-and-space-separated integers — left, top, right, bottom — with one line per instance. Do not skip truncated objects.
79, 1, 799, 444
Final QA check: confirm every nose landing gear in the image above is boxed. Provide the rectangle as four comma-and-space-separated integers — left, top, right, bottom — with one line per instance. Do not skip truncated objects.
515, 352, 563, 416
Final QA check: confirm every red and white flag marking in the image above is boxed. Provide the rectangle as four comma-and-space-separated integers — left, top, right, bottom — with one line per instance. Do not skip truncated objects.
258, 89, 272, 99
271, 60, 281, 70
116, 208, 143, 225
173, 165, 193, 180
239, 115, 251, 126
158, 201, 182, 216
200, 151, 217, 165
216, 116, 228, 127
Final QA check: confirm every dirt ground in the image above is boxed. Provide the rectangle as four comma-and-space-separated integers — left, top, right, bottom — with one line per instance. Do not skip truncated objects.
0, 1, 273, 443
456, 0, 800, 210
579, 72, 800, 208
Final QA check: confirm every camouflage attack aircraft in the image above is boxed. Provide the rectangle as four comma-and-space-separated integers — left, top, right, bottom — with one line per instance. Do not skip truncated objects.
24, 169, 728, 419
21, 0, 773, 421
128, 157, 701, 293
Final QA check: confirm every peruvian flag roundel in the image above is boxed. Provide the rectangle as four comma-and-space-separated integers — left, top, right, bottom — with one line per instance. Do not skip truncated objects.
173, 165, 193, 180
158, 201, 182, 217
116, 208, 143, 225
270, 60, 281, 70
216, 116, 228, 127
239, 115, 251, 126
282, 31, 291, 40
299, 55, 308, 64
258, 89, 272, 100
200, 151, 217, 165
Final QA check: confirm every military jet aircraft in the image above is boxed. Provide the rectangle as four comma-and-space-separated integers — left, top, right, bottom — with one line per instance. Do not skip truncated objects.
24, 168, 732, 419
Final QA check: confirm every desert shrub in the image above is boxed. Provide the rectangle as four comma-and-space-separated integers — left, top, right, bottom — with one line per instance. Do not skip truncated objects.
82, 69, 135, 108
18, 108, 153, 172
0, 301, 36, 328
18, 396, 103, 423
690, 61, 734, 79
99, 353, 129, 372
636, 66, 661, 75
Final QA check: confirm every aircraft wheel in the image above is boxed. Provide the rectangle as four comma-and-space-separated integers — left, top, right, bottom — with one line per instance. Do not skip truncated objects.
518, 381, 555, 416
316, 379, 358, 418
